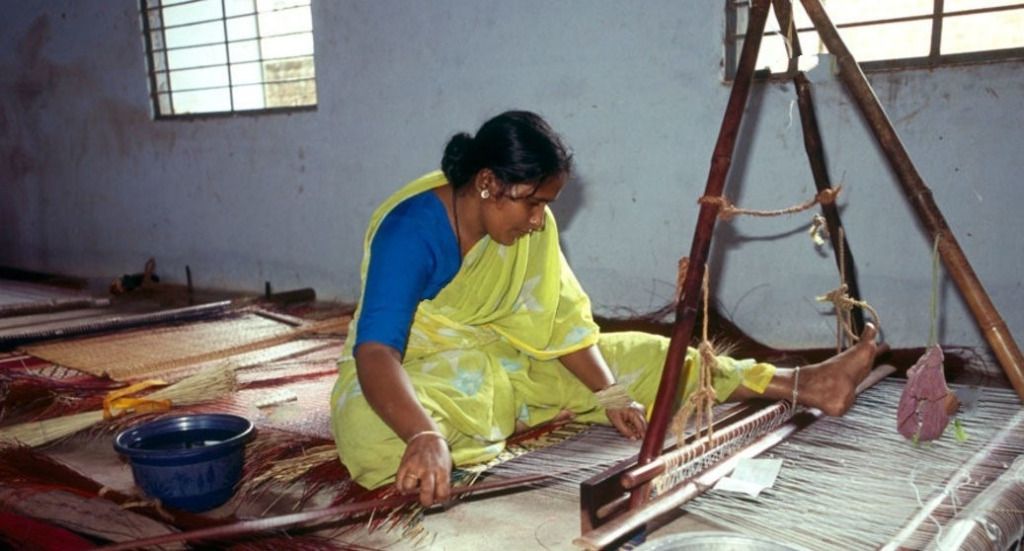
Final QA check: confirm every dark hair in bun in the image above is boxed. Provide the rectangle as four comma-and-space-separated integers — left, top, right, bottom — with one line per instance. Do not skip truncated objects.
440, 110, 573, 191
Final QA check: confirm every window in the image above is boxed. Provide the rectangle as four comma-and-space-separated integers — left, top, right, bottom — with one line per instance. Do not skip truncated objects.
141, 0, 317, 117
725, 0, 1024, 79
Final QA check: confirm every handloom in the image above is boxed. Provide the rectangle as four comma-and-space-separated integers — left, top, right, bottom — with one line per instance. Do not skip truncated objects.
578, 0, 1023, 547
576, 377, 1023, 550
1, 300, 232, 351
18, 309, 345, 380
576, 365, 894, 549
0, 278, 92, 308
680, 379, 1024, 550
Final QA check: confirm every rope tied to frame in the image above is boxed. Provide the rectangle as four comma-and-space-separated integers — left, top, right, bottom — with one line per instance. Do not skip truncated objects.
674, 257, 690, 305
699, 185, 843, 222
815, 226, 881, 349
669, 266, 718, 445
816, 283, 881, 345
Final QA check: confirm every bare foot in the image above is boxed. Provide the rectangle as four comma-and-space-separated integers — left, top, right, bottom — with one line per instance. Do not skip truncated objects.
799, 323, 879, 416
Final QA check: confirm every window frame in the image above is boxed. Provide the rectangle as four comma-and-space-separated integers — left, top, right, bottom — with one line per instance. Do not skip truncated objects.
725, 0, 1024, 80
139, 0, 318, 120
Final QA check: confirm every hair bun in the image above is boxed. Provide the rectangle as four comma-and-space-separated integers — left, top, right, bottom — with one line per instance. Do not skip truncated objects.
441, 132, 477, 189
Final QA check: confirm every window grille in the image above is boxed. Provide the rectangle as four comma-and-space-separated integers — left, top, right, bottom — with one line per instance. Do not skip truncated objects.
141, 0, 317, 117
725, 0, 1024, 79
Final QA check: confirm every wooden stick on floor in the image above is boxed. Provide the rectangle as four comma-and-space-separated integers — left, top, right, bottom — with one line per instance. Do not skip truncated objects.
96, 472, 557, 551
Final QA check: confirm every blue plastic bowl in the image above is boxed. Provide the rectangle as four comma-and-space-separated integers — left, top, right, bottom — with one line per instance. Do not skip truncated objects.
114, 413, 254, 512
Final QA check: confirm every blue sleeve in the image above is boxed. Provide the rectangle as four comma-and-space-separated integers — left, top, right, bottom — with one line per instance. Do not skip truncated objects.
354, 208, 436, 355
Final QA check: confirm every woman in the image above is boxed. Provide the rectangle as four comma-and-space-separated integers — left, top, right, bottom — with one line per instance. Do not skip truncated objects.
331, 111, 878, 507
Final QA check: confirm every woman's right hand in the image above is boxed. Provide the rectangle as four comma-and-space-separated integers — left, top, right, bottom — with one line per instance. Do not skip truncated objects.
606, 401, 647, 440
396, 432, 453, 507
354, 343, 454, 506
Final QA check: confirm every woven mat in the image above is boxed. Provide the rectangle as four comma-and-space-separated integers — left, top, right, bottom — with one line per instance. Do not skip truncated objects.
20, 312, 304, 381
0, 280, 87, 306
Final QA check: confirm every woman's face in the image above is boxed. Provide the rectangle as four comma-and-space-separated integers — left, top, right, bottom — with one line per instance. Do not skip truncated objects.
483, 172, 566, 246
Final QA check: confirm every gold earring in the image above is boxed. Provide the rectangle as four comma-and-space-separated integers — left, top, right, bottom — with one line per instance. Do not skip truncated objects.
480, 189, 490, 199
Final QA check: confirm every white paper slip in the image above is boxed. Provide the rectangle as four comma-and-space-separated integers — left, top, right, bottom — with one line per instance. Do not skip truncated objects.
712, 457, 784, 498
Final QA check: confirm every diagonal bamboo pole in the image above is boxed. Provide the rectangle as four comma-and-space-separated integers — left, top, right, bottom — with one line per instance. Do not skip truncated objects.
632, 0, 774, 507
800, 0, 1024, 402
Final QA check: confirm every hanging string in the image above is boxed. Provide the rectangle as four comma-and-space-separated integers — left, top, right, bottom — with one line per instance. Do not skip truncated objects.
673, 257, 690, 305
929, 234, 941, 347
668, 265, 718, 448
699, 186, 842, 222
837, 227, 848, 349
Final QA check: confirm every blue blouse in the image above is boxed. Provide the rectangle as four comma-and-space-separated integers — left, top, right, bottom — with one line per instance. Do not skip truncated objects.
354, 190, 461, 354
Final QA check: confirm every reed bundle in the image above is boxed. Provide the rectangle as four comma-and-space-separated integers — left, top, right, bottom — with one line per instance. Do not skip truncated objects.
0, 363, 237, 447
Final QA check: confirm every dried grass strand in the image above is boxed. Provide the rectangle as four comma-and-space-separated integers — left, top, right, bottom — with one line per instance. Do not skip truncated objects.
0, 364, 237, 447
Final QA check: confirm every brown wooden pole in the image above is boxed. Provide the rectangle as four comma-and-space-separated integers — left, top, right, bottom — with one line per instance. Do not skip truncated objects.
97, 472, 556, 551
793, 73, 866, 335
800, 0, 1024, 402
633, 0, 774, 507
772, 0, 865, 334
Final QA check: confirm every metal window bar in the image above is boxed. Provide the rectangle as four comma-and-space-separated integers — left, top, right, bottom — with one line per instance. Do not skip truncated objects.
150, 75, 316, 96
142, 0, 308, 26
150, 52, 314, 79
930, 0, 944, 58
727, 0, 1024, 78
140, 2, 175, 115
254, 1, 267, 106
144, 6, 311, 36
148, 32, 313, 63
141, 0, 315, 117
731, 3, 1024, 41
219, 0, 234, 112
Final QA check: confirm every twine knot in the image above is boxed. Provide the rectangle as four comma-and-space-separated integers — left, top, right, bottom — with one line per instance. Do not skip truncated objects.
699, 185, 844, 222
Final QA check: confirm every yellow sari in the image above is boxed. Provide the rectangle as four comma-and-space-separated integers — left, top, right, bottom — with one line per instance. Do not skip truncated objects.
331, 171, 775, 488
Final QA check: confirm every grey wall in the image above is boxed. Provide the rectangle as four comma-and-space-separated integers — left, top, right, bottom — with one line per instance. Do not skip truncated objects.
2, 1, 1021, 353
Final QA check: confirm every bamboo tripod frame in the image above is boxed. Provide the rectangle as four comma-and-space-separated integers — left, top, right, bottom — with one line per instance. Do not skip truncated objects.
585, 0, 1024, 543
799, 0, 1024, 400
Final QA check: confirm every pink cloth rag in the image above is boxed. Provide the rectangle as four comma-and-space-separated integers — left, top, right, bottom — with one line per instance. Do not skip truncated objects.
896, 345, 953, 441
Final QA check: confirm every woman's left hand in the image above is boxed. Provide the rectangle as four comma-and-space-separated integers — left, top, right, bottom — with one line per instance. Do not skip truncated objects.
606, 401, 647, 440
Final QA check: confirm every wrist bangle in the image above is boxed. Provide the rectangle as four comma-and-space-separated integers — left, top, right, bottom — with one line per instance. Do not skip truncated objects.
406, 430, 445, 445
594, 383, 634, 410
